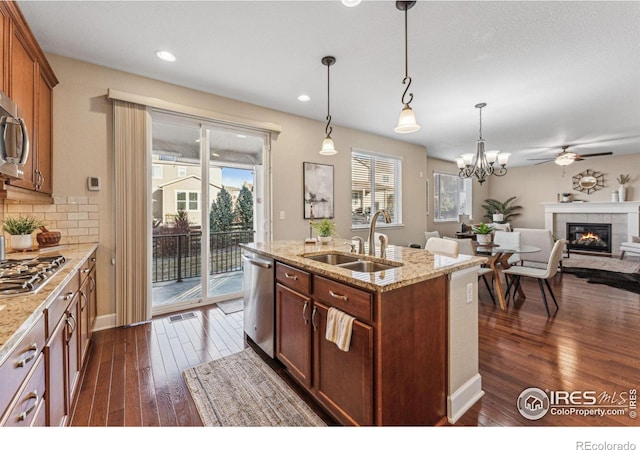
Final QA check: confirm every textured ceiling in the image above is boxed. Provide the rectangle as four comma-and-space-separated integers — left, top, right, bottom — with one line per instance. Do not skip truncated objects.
18, 0, 640, 167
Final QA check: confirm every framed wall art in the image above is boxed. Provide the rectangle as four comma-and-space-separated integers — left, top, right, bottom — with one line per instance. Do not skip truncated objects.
303, 162, 334, 219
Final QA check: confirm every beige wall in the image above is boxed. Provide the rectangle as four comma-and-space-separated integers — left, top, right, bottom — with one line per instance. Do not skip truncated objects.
426, 153, 640, 236
45, 54, 428, 319
486, 153, 640, 229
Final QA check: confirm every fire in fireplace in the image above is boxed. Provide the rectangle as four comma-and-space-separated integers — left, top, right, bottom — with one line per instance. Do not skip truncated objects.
566, 222, 612, 254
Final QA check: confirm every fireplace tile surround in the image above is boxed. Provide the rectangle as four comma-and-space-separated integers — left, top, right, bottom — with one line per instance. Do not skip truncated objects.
543, 202, 640, 256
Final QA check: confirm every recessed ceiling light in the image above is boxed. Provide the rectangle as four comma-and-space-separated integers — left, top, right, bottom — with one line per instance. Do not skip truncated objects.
342, 0, 361, 7
156, 50, 176, 62
236, 134, 247, 139
297, 94, 310, 102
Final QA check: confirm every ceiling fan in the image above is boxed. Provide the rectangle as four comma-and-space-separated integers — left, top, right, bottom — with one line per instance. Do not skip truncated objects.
527, 145, 613, 166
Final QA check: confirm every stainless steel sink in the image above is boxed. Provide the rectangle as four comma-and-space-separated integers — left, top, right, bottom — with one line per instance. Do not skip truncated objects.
337, 260, 402, 273
304, 253, 360, 265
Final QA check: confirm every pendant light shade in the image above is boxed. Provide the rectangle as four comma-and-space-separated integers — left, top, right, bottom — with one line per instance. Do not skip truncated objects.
395, 1, 420, 134
319, 56, 337, 156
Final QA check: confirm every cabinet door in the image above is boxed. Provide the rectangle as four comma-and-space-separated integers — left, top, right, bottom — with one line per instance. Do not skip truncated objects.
9, 25, 36, 190
88, 261, 97, 338
275, 283, 312, 389
66, 297, 81, 408
45, 317, 67, 427
36, 70, 53, 193
313, 302, 374, 426
78, 282, 90, 367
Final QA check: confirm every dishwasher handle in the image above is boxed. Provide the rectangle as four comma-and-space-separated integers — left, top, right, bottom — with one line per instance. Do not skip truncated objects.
242, 254, 272, 269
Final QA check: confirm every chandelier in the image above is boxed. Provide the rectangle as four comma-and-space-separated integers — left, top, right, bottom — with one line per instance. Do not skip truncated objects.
455, 103, 510, 185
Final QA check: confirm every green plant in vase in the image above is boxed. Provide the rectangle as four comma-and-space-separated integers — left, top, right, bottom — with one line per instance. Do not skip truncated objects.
311, 218, 337, 244
3, 215, 44, 250
471, 222, 494, 245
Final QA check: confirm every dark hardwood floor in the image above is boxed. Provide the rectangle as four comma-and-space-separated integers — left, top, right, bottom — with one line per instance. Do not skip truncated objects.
69, 271, 640, 427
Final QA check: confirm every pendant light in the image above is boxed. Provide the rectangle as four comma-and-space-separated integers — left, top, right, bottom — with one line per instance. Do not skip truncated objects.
320, 56, 337, 156
394, 1, 420, 134
455, 103, 510, 185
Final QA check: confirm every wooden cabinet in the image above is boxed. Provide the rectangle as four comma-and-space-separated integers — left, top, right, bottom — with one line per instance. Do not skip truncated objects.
275, 283, 312, 389
274, 260, 448, 426
313, 302, 374, 426
0, 1, 57, 199
0, 354, 46, 427
78, 252, 96, 366
45, 313, 67, 427
0, 313, 46, 424
274, 262, 375, 426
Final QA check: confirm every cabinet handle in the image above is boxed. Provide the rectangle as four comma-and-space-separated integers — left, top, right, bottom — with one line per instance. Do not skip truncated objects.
329, 290, 349, 302
91, 257, 96, 262
66, 313, 77, 341
64, 291, 74, 301
16, 343, 38, 368
17, 390, 40, 422
311, 306, 318, 331
82, 268, 90, 274
89, 275, 96, 292
284, 272, 298, 281
79, 290, 88, 310
302, 301, 309, 325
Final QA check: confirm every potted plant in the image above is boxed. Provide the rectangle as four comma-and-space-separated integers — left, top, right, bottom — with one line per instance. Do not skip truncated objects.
617, 174, 631, 202
472, 222, 494, 245
3, 215, 44, 250
311, 218, 337, 244
481, 196, 522, 224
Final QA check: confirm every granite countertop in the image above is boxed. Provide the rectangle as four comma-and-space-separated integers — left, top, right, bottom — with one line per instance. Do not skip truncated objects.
241, 239, 486, 292
0, 243, 99, 366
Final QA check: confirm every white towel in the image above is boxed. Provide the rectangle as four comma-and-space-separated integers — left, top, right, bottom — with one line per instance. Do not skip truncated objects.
325, 307, 355, 352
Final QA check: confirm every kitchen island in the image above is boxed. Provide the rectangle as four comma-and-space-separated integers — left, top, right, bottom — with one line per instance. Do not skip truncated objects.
241, 240, 486, 426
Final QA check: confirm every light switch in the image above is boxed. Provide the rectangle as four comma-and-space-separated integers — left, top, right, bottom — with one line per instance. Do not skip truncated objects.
279, 211, 285, 220
466, 283, 473, 304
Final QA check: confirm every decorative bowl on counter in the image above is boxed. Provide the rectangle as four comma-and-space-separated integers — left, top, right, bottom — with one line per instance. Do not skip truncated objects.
36, 226, 61, 247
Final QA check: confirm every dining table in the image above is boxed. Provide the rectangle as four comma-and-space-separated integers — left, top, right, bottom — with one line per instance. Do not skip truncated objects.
475, 243, 541, 310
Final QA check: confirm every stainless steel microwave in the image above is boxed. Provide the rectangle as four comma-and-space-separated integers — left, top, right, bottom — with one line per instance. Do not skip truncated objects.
0, 90, 29, 179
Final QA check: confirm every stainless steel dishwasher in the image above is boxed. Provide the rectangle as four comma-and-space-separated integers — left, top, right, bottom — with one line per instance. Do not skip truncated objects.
242, 249, 275, 357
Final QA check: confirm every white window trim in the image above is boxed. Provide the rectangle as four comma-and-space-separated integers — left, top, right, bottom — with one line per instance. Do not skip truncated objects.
176, 190, 200, 212
433, 171, 473, 223
177, 166, 187, 177
152, 164, 163, 179
351, 148, 403, 229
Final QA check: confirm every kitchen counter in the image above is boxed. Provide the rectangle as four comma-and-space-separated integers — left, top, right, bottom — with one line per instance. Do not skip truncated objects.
241, 239, 486, 292
0, 243, 98, 366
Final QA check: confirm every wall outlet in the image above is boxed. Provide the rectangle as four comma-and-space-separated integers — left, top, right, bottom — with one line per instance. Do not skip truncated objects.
279, 211, 285, 220
466, 283, 473, 304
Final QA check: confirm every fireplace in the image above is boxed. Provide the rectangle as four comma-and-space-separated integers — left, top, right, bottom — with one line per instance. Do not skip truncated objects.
566, 222, 612, 254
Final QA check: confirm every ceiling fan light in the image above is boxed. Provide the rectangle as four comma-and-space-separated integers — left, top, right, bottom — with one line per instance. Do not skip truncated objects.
320, 137, 337, 156
341, 0, 362, 6
497, 152, 511, 165
394, 105, 420, 133
555, 152, 576, 166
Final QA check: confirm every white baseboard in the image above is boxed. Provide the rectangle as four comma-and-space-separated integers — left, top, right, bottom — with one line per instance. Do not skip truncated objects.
92, 313, 116, 332
447, 373, 484, 424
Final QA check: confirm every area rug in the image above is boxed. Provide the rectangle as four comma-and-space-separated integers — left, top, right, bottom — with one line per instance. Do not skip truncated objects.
562, 267, 640, 295
216, 298, 244, 315
562, 254, 640, 274
183, 348, 327, 427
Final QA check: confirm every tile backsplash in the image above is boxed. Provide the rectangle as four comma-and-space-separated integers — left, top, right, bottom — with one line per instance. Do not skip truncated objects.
2, 196, 99, 245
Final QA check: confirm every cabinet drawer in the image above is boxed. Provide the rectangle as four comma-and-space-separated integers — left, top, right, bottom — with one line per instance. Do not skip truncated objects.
275, 263, 311, 295
0, 313, 46, 416
45, 276, 79, 337
79, 252, 96, 284
314, 276, 372, 323
1, 353, 46, 427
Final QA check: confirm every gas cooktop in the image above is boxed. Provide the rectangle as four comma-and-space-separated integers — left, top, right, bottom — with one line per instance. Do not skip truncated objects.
0, 255, 67, 296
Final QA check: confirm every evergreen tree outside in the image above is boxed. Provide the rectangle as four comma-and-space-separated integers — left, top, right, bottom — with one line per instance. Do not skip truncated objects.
235, 185, 254, 230
210, 187, 234, 232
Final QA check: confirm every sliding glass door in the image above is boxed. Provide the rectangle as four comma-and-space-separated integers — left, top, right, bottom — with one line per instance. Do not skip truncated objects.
150, 112, 268, 315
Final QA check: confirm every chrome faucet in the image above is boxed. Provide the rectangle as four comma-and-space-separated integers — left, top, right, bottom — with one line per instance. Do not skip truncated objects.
368, 209, 391, 257
351, 236, 365, 254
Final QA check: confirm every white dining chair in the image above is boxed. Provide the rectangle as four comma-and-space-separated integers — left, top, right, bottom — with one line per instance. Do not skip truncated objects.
425, 237, 459, 258
493, 230, 521, 266
502, 239, 567, 317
